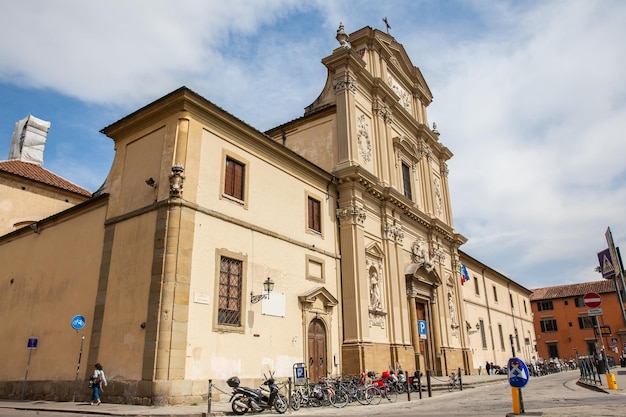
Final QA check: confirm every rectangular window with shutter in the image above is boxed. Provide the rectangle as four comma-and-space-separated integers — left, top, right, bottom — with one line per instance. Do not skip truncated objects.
308, 196, 321, 233
224, 157, 245, 201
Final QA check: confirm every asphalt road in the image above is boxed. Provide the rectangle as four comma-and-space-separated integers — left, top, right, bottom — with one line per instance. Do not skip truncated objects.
1, 371, 624, 417
279, 371, 626, 417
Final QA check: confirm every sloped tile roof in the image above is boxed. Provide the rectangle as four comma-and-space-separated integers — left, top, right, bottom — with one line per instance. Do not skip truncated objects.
530, 279, 617, 301
0, 160, 92, 197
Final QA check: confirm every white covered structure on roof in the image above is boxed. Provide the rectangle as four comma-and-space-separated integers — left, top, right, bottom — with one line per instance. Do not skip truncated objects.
8, 115, 50, 165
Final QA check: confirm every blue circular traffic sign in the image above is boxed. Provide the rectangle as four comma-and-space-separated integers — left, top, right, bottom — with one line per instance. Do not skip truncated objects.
508, 357, 529, 388
71, 315, 86, 330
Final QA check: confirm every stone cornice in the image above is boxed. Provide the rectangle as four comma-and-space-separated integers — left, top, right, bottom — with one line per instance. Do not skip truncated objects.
333, 166, 462, 243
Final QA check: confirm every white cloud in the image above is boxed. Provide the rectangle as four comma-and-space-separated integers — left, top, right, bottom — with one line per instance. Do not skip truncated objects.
1, 0, 625, 289
426, 1, 626, 287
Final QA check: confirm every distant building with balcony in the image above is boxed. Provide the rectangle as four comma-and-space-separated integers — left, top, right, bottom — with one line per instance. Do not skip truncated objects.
530, 279, 626, 363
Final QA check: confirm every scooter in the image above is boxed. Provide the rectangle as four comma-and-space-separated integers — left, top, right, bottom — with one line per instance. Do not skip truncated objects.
228, 372, 288, 415
409, 370, 423, 392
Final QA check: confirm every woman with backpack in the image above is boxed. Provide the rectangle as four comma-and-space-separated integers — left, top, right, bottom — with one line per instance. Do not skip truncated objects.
90, 363, 108, 405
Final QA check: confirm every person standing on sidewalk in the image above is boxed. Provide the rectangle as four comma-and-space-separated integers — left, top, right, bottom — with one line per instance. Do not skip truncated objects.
90, 363, 108, 405
485, 361, 491, 375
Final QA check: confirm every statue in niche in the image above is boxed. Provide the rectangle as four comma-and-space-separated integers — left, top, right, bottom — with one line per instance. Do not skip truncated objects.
448, 292, 458, 329
369, 269, 382, 310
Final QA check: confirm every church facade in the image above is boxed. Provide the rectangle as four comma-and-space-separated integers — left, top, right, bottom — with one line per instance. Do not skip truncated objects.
0, 25, 535, 405
266, 25, 470, 376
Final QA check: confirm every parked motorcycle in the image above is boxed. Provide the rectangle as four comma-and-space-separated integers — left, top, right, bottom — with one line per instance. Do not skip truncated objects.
386, 370, 405, 393
408, 370, 423, 392
227, 373, 288, 415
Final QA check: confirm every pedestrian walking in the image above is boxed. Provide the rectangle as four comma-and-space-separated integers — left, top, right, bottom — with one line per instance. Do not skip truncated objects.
485, 361, 491, 375
90, 363, 108, 405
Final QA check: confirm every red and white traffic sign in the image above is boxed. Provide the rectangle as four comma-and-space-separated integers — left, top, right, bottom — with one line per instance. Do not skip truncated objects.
583, 292, 602, 308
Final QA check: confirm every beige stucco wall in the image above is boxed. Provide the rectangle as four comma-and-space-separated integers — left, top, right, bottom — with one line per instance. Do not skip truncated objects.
461, 254, 536, 373
0, 199, 107, 382
185, 124, 341, 381
0, 178, 88, 236
95, 211, 157, 381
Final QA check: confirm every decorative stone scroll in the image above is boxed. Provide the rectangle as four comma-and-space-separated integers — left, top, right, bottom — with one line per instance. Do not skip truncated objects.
418, 138, 433, 161
373, 99, 393, 124
440, 161, 449, 177
430, 241, 446, 266
336, 205, 366, 225
383, 222, 404, 243
333, 74, 357, 93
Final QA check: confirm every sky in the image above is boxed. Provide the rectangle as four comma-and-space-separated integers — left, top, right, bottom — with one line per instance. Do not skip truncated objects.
1, 0, 625, 290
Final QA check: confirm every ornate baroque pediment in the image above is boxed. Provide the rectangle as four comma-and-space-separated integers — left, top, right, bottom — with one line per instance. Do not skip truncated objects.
299, 286, 338, 312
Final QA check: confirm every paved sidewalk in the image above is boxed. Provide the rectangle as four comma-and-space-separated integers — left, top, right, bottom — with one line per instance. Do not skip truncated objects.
0, 370, 623, 417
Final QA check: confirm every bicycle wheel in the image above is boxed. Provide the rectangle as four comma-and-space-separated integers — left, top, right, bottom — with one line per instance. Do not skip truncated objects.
366, 385, 382, 405
290, 390, 302, 410
384, 385, 398, 403
355, 386, 371, 405
329, 388, 349, 408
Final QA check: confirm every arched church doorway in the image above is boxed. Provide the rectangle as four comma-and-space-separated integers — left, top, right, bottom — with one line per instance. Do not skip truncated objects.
308, 318, 327, 382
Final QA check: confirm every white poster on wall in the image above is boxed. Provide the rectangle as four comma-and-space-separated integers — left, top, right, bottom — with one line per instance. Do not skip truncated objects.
262, 292, 286, 317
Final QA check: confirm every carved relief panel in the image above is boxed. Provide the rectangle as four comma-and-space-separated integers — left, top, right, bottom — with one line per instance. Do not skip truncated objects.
386, 74, 411, 113
356, 113, 373, 168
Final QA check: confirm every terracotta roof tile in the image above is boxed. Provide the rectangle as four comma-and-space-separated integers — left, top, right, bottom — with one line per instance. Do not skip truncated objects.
0, 160, 92, 197
530, 279, 617, 301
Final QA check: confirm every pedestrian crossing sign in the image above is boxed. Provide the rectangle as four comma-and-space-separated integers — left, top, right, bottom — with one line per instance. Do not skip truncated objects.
597, 249, 615, 279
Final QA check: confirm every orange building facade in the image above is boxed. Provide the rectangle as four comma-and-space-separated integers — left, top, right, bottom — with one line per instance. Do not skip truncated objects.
530, 279, 626, 365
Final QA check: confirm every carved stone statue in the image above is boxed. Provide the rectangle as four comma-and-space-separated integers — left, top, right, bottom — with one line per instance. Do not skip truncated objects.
370, 269, 381, 310
448, 292, 458, 329
412, 237, 434, 272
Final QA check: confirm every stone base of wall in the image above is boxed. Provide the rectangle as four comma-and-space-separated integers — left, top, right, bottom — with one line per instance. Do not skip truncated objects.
342, 342, 417, 376
0, 379, 226, 406
439, 347, 468, 377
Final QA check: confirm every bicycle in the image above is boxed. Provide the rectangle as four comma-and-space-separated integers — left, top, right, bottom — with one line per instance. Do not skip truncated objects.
368, 372, 398, 403
447, 372, 459, 391
335, 375, 375, 406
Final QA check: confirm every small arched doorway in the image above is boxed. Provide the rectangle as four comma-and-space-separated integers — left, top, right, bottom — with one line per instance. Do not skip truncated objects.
307, 318, 327, 382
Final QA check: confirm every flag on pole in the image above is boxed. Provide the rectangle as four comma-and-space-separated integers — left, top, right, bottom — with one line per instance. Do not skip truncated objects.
460, 264, 470, 285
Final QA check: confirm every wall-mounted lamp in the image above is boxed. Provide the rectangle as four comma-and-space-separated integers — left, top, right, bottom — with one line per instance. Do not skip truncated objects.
251, 277, 275, 304
145, 177, 158, 188
29, 223, 40, 234
468, 321, 480, 335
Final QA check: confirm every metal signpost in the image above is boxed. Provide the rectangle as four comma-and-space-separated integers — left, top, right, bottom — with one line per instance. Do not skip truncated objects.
508, 334, 526, 414
22, 337, 38, 399
600, 227, 626, 329
71, 315, 86, 402
584, 291, 617, 389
